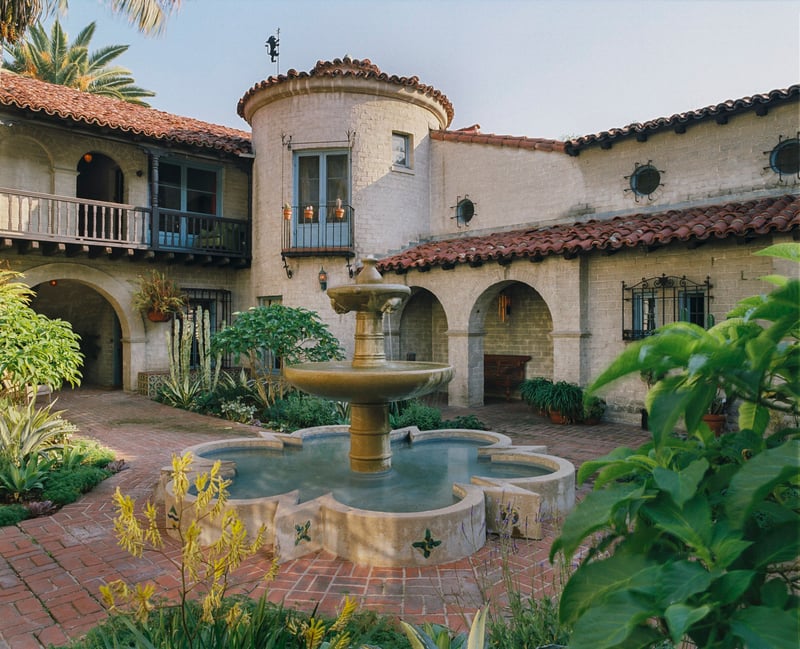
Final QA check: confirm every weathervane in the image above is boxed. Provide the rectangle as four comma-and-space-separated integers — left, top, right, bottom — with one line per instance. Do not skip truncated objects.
266, 28, 280, 74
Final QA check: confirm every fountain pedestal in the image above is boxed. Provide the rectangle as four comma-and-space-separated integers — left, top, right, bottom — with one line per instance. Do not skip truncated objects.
283, 257, 454, 473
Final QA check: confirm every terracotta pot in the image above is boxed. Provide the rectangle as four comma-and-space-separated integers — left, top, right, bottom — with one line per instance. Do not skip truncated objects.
147, 309, 172, 322
548, 410, 568, 425
334, 207, 345, 219
702, 413, 726, 436
283, 208, 292, 220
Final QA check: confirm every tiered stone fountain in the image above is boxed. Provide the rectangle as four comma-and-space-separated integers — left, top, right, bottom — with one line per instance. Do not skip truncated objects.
169, 257, 575, 567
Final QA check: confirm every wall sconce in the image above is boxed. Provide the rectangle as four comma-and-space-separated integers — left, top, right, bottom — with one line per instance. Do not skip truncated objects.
498, 292, 511, 322
82, 153, 93, 163
49, 279, 58, 287
318, 267, 328, 291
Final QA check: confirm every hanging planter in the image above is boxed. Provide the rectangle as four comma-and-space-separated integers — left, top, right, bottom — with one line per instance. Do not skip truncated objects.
304, 205, 314, 220
146, 309, 173, 323
334, 198, 345, 219
132, 270, 186, 322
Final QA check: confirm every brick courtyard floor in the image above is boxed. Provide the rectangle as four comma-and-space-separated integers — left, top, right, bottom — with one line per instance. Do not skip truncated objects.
0, 389, 650, 648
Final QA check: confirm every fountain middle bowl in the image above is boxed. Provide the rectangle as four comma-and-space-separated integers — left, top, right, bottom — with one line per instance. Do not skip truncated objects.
283, 360, 454, 402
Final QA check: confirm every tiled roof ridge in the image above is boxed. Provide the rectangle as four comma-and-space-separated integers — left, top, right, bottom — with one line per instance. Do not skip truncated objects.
377, 194, 800, 273
237, 56, 455, 126
0, 70, 252, 155
431, 127, 565, 153
565, 84, 800, 155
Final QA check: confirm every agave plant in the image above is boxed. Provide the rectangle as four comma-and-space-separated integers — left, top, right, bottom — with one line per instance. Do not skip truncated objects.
401, 606, 487, 649
0, 399, 77, 467
0, 455, 53, 501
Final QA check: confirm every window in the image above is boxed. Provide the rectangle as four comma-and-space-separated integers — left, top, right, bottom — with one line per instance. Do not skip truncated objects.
622, 275, 712, 341
392, 132, 412, 168
159, 161, 219, 215
768, 137, 799, 179
293, 150, 351, 248
626, 161, 663, 201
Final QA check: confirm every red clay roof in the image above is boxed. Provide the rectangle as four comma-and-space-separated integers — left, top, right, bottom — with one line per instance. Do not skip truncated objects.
238, 56, 455, 127
565, 85, 799, 155
431, 124, 565, 153
377, 194, 800, 273
0, 71, 252, 156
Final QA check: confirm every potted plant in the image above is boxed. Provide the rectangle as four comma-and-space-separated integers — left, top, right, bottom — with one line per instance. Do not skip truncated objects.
282, 202, 292, 220
132, 270, 186, 322
545, 380, 584, 424
303, 205, 314, 220
701, 388, 728, 436
582, 395, 606, 425
518, 376, 553, 416
334, 197, 345, 219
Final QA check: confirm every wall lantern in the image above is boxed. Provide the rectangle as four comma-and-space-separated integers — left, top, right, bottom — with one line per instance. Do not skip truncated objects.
318, 267, 328, 291
49, 279, 58, 287
82, 153, 93, 163
498, 292, 511, 322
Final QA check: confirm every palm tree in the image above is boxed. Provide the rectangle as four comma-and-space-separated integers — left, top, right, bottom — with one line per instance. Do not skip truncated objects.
4, 19, 156, 106
1, 0, 180, 47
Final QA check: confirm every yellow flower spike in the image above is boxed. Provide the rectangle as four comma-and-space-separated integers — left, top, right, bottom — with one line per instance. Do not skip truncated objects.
264, 554, 280, 583
99, 579, 129, 610
330, 595, 358, 632
143, 502, 164, 548
305, 617, 326, 649
329, 632, 352, 649
171, 452, 192, 497
132, 583, 155, 623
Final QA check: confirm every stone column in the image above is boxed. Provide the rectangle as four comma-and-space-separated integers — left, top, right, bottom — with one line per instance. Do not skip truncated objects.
447, 329, 485, 407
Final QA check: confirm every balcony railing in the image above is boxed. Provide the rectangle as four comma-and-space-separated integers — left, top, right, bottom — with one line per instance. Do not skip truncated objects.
281, 203, 354, 257
0, 188, 250, 264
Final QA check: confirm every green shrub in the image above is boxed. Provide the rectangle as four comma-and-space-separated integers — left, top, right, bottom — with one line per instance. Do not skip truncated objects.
0, 503, 29, 526
41, 465, 110, 506
519, 376, 553, 411
390, 399, 442, 430
441, 414, 487, 430
264, 393, 339, 431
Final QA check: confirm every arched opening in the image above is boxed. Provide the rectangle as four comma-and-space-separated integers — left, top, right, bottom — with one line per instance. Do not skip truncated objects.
397, 288, 448, 365
76, 151, 124, 238
31, 279, 123, 389
475, 281, 553, 402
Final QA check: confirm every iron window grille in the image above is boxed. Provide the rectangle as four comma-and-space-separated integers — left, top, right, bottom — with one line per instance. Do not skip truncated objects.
622, 275, 712, 341
183, 288, 232, 367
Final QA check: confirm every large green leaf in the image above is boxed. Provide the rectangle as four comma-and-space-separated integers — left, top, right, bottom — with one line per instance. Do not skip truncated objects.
656, 560, 713, 606
559, 552, 660, 626
748, 521, 800, 568
664, 603, 711, 645
725, 440, 800, 528
753, 242, 800, 263
709, 570, 756, 605
730, 606, 799, 649
653, 459, 708, 508
551, 482, 645, 561
568, 589, 660, 649
642, 493, 712, 558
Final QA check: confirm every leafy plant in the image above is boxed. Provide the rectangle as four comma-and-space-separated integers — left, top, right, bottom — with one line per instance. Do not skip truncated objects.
551, 243, 800, 649
390, 399, 442, 430
0, 454, 52, 501
402, 606, 487, 649
0, 399, 77, 466
545, 381, 584, 423
101, 452, 271, 647
519, 377, 553, 412
0, 268, 83, 403
264, 393, 339, 431
131, 269, 186, 316
582, 395, 606, 422
441, 414, 487, 430
41, 465, 110, 506
211, 305, 344, 408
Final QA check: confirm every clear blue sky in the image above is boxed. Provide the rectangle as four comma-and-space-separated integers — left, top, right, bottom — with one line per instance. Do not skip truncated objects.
56, 0, 799, 140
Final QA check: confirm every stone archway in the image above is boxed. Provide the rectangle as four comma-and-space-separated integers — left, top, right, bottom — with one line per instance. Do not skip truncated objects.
15, 263, 146, 392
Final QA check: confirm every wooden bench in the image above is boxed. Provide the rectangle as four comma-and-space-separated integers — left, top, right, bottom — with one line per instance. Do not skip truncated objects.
484, 354, 531, 401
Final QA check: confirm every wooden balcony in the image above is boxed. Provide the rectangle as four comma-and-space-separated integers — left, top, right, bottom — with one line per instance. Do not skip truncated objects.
0, 188, 250, 267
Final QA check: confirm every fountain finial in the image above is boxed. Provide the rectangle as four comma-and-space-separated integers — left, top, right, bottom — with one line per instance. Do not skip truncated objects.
356, 256, 382, 284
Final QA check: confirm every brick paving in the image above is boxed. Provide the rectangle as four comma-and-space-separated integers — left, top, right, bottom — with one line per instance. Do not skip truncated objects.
0, 389, 650, 648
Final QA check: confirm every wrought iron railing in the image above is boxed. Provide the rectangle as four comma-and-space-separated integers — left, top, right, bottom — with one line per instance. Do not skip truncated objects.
0, 187, 249, 260
281, 203, 354, 255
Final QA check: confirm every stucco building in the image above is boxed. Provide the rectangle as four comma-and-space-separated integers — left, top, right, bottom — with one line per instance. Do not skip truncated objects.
1, 59, 798, 423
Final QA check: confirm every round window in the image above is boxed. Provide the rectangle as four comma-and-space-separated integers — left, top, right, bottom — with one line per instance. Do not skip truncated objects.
457, 198, 475, 225
629, 164, 662, 196
770, 138, 800, 176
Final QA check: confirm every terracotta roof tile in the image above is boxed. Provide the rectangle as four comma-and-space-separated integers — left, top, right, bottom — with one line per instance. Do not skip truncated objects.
565, 85, 799, 155
0, 71, 252, 156
377, 195, 800, 273
238, 56, 454, 127
431, 126, 565, 152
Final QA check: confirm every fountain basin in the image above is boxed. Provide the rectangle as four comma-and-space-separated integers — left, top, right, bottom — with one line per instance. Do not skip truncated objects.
163, 427, 575, 567
283, 361, 454, 402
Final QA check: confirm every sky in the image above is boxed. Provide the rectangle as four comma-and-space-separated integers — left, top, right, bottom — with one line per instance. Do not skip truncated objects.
50, 0, 800, 140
